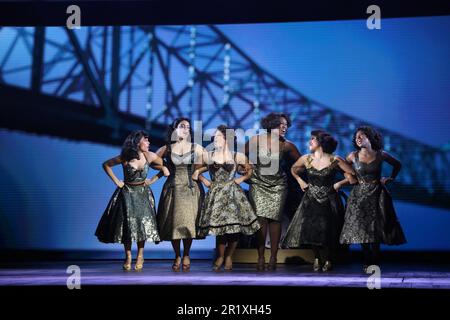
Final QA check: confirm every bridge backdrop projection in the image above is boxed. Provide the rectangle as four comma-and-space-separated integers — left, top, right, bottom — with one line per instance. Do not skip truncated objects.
0, 25, 449, 208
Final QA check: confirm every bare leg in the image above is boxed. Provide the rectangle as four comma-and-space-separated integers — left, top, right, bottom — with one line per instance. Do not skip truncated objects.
213, 235, 226, 271
182, 238, 193, 257
123, 241, 132, 270
135, 240, 145, 271
268, 221, 281, 262
182, 238, 193, 271
171, 239, 181, 271
256, 217, 268, 270
312, 245, 322, 272
224, 234, 239, 270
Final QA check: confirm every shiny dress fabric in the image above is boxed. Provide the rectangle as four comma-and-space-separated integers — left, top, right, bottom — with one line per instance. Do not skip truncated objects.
157, 144, 205, 241
197, 155, 261, 237
340, 151, 406, 245
248, 145, 288, 222
282, 156, 345, 249
95, 162, 160, 244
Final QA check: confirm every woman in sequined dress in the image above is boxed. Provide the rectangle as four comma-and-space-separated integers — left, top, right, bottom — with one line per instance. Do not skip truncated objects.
282, 130, 354, 272
340, 126, 406, 272
95, 130, 168, 271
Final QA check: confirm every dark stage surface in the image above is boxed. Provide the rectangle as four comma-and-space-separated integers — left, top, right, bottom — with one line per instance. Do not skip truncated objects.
1, 260, 449, 289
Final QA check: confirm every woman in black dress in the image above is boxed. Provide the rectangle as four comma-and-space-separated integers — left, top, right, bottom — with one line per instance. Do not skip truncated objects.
340, 126, 406, 272
95, 130, 168, 271
282, 130, 354, 272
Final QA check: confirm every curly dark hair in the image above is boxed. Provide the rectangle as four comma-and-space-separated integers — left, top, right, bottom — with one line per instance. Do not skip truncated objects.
352, 126, 383, 151
166, 117, 193, 145
261, 112, 292, 131
215, 124, 236, 150
311, 129, 338, 154
121, 130, 149, 162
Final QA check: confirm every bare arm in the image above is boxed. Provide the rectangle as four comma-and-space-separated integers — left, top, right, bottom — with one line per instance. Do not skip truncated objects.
102, 155, 124, 188
333, 156, 355, 191
285, 140, 302, 162
381, 151, 402, 185
344, 152, 358, 184
192, 149, 209, 181
234, 152, 253, 184
291, 155, 309, 191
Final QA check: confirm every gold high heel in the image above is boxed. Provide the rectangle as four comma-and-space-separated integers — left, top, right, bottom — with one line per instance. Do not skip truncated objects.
212, 256, 224, 271
182, 256, 191, 272
224, 256, 233, 271
322, 261, 332, 272
172, 256, 181, 272
134, 255, 144, 271
123, 255, 132, 271
313, 258, 321, 272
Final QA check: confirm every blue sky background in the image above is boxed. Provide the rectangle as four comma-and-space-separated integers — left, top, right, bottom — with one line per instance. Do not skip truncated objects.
0, 16, 449, 252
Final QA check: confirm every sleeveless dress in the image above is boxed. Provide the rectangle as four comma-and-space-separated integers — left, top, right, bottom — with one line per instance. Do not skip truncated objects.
248, 142, 288, 222
340, 151, 407, 245
157, 143, 205, 240
95, 162, 160, 244
282, 155, 345, 249
197, 153, 261, 237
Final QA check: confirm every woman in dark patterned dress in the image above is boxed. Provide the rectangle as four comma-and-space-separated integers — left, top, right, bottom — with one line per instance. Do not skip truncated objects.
282, 130, 354, 272
246, 113, 301, 271
340, 126, 406, 272
193, 125, 260, 271
95, 130, 168, 271
155, 118, 205, 272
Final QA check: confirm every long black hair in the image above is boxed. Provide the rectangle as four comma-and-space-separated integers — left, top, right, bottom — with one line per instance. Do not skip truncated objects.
352, 126, 383, 151
120, 130, 149, 162
166, 117, 193, 145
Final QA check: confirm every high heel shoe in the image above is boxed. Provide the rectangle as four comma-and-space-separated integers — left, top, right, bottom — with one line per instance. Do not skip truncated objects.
256, 257, 265, 271
322, 260, 332, 272
172, 256, 181, 272
267, 257, 277, 271
123, 255, 132, 271
134, 255, 144, 271
182, 256, 191, 272
224, 256, 233, 271
212, 256, 224, 271
313, 258, 321, 272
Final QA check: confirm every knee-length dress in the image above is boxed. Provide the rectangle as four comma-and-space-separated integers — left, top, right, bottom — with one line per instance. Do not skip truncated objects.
197, 154, 261, 237
282, 155, 345, 249
157, 143, 205, 240
340, 151, 406, 245
95, 162, 160, 244
248, 144, 288, 222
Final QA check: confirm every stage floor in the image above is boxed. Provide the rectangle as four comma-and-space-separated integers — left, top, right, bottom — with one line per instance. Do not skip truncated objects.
1, 260, 449, 289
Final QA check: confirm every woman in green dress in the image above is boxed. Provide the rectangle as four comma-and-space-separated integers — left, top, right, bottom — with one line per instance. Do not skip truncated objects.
246, 113, 301, 271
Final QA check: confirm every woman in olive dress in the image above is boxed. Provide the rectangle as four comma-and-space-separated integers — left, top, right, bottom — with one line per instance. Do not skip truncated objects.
245, 113, 301, 271
340, 126, 406, 272
282, 130, 354, 272
193, 125, 260, 271
155, 117, 205, 272
95, 130, 168, 271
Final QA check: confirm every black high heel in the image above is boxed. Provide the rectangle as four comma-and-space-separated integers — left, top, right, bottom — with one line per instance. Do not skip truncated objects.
267, 257, 277, 271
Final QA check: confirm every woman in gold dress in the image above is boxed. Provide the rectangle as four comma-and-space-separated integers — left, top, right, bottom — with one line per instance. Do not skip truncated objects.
193, 125, 260, 271
155, 118, 205, 272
